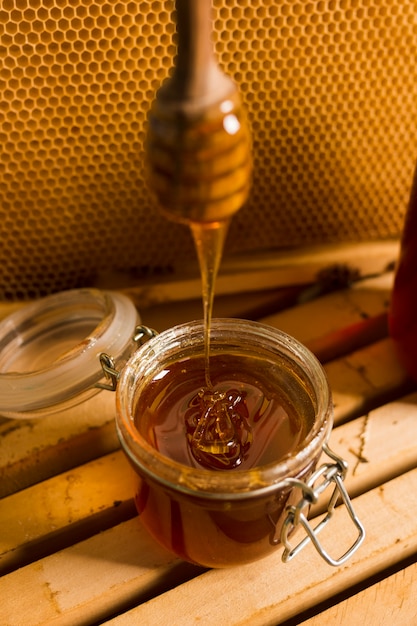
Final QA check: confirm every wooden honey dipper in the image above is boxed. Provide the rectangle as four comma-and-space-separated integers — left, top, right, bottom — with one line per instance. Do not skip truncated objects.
145, 0, 252, 225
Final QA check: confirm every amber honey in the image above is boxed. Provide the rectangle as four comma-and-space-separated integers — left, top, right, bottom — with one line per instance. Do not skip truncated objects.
133, 459, 311, 568
135, 353, 313, 472
131, 354, 316, 566
135, 354, 314, 566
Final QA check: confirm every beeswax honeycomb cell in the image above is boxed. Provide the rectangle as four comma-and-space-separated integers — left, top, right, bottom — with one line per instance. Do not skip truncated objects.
1, 0, 417, 299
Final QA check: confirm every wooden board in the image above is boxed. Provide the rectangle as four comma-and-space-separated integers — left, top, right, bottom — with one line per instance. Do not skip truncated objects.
1, 403, 416, 625
99, 241, 399, 307
303, 561, 417, 626
0, 451, 136, 575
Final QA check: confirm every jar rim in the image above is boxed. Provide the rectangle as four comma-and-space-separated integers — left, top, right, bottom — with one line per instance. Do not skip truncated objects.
116, 318, 333, 498
0, 288, 138, 417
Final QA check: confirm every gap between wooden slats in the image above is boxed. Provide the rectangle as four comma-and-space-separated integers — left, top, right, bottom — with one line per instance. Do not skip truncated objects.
1, 390, 417, 625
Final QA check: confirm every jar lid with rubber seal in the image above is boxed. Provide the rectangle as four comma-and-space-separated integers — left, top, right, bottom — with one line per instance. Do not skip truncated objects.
0, 288, 144, 419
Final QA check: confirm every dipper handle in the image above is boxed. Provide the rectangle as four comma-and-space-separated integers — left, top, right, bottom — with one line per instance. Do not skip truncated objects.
146, 0, 252, 224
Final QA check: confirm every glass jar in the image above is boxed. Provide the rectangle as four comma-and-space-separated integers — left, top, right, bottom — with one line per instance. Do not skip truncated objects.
115, 318, 364, 568
0, 288, 139, 419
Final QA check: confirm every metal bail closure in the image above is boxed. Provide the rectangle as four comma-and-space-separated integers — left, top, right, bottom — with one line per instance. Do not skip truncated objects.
95, 325, 158, 392
279, 443, 365, 566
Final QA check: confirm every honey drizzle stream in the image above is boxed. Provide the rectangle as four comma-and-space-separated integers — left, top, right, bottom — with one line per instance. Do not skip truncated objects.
190, 220, 229, 389
188, 220, 253, 469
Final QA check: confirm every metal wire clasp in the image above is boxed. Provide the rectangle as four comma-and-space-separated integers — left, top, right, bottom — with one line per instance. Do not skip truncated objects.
95, 324, 158, 391
279, 443, 365, 566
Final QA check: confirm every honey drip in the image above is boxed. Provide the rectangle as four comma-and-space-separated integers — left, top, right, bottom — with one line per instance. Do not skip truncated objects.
190, 221, 226, 389
190, 221, 253, 469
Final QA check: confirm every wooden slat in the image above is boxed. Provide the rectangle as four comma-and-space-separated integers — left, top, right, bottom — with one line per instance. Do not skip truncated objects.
262, 272, 392, 352
326, 338, 414, 426
305, 312, 388, 364
98, 241, 399, 307
140, 285, 303, 333
302, 560, 417, 625
99, 468, 417, 625
0, 518, 201, 626
0, 451, 135, 575
0, 391, 120, 498
260, 273, 394, 369
312, 391, 417, 516
333, 391, 417, 496
218, 241, 398, 277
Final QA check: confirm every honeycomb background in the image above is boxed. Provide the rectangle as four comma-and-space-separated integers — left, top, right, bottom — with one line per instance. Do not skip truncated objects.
1, 0, 417, 300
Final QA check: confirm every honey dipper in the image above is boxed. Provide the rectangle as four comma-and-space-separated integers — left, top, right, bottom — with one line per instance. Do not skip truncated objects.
145, 0, 252, 225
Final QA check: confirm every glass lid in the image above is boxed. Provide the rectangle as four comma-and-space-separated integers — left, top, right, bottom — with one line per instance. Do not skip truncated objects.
0, 289, 139, 419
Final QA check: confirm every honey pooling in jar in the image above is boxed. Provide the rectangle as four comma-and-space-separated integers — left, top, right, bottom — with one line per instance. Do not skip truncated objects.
185, 387, 253, 469
189, 221, 254, 469
137, 352, 314, 472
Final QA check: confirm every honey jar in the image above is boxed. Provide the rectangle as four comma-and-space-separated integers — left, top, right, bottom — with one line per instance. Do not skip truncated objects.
115, 318, 364, 568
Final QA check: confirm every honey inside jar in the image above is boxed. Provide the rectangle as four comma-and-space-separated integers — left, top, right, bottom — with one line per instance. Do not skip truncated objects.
135, 352, 314, 472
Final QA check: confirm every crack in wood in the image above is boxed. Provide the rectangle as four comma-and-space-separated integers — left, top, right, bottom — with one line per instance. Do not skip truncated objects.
352, 413, 370, 476
343, 355, 378, 391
